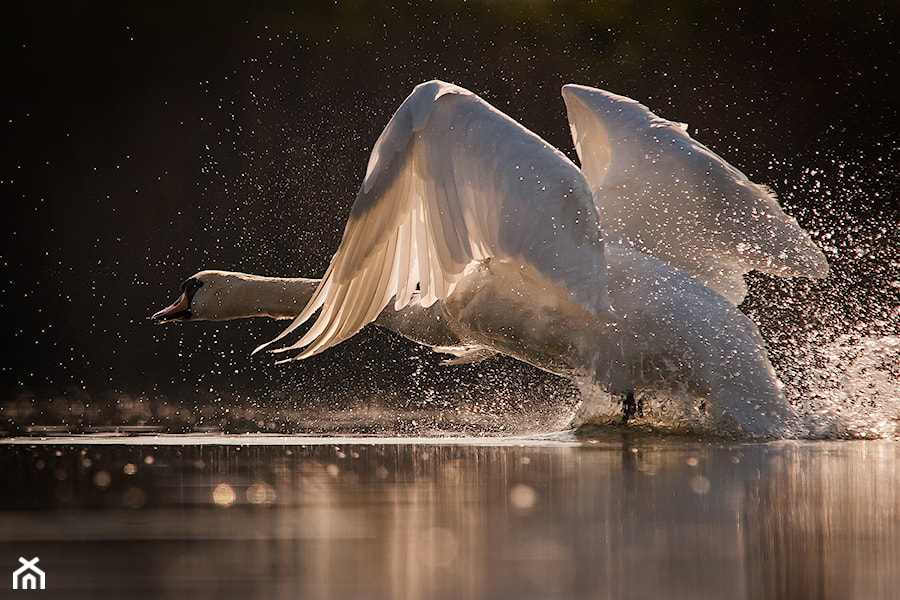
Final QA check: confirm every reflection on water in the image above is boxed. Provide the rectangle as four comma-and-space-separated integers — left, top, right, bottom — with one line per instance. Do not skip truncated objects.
1, 437, 897, 599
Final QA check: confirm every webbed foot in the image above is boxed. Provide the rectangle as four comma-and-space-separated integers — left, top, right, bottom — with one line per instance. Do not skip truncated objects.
622, 391, 643, 423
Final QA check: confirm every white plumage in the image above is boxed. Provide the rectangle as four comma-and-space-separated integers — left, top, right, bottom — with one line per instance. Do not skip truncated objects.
562, 84, 828, 303
260, 80, 611, 360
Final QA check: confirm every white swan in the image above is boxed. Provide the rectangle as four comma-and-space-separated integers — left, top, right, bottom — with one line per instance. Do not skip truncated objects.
153, 80, 827, 436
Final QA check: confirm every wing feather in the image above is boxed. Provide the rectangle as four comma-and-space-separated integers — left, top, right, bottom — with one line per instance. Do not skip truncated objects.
263, 80, 610, 360
562, 84, 828, 304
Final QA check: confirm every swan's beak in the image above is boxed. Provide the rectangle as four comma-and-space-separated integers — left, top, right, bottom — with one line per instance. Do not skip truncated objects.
151, 292, 191, 323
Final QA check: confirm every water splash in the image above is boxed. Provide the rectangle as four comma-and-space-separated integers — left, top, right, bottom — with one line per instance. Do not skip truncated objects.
6, 142, 896, 441
570, 332, 900, 441
570, 384, 745, 438
759, 150, 900, 440
572, 148, 899, 440
786, 334, 900, 439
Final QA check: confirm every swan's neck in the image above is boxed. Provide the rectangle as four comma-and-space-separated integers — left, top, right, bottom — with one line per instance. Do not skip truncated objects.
194, 270, 465, 350
200, 271, 318, 320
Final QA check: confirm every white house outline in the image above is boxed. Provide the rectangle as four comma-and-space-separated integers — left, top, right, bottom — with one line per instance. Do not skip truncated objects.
12, 557, 45, 590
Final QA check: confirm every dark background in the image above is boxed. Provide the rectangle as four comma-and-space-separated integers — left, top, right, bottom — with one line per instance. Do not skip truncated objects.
1, 1, 897, 431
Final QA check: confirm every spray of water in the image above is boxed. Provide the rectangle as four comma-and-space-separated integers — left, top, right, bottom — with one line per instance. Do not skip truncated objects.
568, 147, 899, 440
751, 151, 899, 439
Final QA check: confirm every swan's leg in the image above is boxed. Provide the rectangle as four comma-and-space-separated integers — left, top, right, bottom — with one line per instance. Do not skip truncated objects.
621, 391, 643, 423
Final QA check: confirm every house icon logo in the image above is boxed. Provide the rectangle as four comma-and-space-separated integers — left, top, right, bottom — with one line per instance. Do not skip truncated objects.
12, 557, 45, 590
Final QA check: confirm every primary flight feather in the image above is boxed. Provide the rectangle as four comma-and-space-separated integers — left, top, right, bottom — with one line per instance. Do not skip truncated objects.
562, 84, 828, 303
260, 80, 612, 360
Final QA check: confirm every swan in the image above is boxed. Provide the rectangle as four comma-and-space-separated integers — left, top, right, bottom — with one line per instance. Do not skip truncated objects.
153, 80, 826, 436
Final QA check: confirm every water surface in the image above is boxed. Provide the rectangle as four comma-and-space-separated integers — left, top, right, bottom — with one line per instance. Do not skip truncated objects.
2, 435, 897, 599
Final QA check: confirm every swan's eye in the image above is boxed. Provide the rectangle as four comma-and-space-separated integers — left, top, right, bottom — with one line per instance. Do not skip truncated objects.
181, 277, 204, 301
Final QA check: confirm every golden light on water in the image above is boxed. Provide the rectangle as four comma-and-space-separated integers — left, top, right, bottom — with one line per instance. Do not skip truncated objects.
92, 470, 111, 488
418, 527, 460, 568
509, 483, 538, 510
246, 482, 276, 505
2, 440, 899, 597
689, 474, 712, 495
212, 483, 236, 507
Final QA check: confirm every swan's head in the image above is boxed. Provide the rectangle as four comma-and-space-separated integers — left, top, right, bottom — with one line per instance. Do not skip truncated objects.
151, 272, 208, 322
152, 270, 315, 322
151, 270, 244, 323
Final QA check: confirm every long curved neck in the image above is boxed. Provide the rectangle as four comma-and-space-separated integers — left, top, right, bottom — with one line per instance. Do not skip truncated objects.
203, 270, 463, 349
206, 272, 319, 320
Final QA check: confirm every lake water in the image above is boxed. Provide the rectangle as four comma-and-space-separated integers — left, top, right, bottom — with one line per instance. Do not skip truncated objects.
2, 434, 898, 599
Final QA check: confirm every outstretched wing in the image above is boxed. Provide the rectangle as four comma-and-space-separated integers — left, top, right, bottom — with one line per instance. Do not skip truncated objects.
263, 80, 610, 360
562, 84, 828, 304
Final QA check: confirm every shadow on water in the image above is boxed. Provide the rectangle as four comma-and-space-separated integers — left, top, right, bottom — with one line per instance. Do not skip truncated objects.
1, 437, 898, 599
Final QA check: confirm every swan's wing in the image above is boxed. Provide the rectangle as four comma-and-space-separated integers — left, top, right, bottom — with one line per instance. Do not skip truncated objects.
263, 80, 609, 360
561, 84, 828, 304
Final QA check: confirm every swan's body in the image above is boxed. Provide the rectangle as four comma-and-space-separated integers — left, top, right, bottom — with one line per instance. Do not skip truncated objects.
153, 80, 828, 437
439, 247, 793, 435
153, 249, 792, 436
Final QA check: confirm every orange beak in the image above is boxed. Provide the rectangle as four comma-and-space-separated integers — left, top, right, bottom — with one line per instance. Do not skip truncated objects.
151, 292, 190, 322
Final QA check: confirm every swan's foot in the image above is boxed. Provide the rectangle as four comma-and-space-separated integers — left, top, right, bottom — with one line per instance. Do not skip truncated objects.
621, 391, 643, 424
